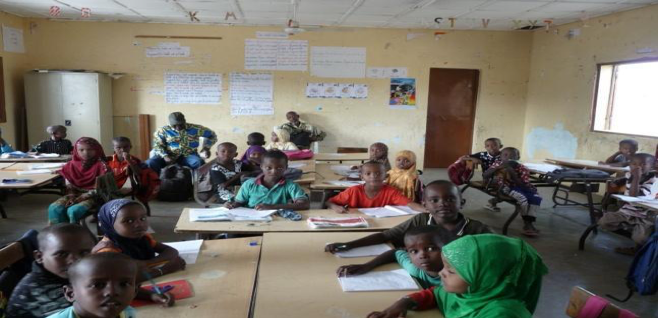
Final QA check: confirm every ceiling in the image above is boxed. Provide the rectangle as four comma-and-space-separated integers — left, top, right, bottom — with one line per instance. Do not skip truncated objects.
0, 0, 655, 30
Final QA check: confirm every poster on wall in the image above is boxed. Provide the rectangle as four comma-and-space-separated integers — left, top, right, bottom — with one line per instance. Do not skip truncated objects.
305, 83, 367, 99
2, 25, 24, 53
230, 72, 274, 116
165, 72, 222, 104
389, 78, 416, 109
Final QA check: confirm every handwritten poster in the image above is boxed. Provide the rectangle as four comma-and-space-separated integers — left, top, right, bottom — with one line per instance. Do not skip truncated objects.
2, 25, 24, 53
310, 47, 366, 78
146, 42, 190, 57
230, 73, 274, 116
245, 39, 307, 71
367, 67, 408, 78
165, 72, 222, 104
305, 83, 367, 99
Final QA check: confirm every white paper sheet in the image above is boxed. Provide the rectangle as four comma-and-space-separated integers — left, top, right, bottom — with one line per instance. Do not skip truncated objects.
226, 207, 278, 218
33, 153, 60, 158
189, 208, 232, 222
189, 207, 276, 222
163, 240, 203, 264
2, 25, 24, 53
359, 205, 417, 218
230, 72, 273, 116
288, 163, 306, 169
28, 163, 66, 170
256, 31, 288, 39
335, 244, 392, 258
16, 169, 52, 175
165, 72, 222, 104
310, 46, 366, 78
325, 180, 365, 187
338, 269, 419, 292
145, 42, 190, 57
245, 39, 307, 71
612, 194, 658, 203
522, 163, 562, 174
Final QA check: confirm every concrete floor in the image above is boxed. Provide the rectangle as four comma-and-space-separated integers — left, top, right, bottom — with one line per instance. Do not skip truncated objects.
1, 169, 656, 317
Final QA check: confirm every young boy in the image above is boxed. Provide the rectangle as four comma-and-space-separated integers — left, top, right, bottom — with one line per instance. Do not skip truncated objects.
47, 253, 139, 318
369, 143, 391, 171
225, 150, 309, 210
484, 147, 542, 237
34, 125, 73, 155
209, 142, 253, 203
460, 138, 503, 211
327, 161, 424, 213
6, 224, 94, 318
325, 180, 491, 252
337, 225, 444, 289
601, 139, 639, 167
108, 137, 159, 202
599, 153, 657, 255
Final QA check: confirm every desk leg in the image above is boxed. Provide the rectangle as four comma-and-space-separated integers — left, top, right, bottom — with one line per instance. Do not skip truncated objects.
0, 203, 6, 218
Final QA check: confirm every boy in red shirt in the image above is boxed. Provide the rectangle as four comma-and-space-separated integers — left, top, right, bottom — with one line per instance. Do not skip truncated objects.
327, 161, 424, 213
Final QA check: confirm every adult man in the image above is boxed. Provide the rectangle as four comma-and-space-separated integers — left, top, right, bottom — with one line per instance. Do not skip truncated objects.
146, 112, 217, 174
279, 111, 326, 149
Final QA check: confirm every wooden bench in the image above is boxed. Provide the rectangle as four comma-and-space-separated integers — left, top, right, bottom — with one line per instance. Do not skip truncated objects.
0, 242, 24, 271
566, 286, 636, 318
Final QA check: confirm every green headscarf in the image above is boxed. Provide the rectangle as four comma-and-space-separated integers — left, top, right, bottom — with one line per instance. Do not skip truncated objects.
434, 234, 548, 318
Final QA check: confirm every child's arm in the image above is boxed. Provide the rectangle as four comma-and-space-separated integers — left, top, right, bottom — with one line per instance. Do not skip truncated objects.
327, 201, 349, 213
629, 167, 642, 197
603, 151, 622, 164
482, 166, 502, 179
135, 287, 175, 307
325, 233, 388, 253
145, 243, 186, 277
504, 166, 526, 187
336, 249, 397, 276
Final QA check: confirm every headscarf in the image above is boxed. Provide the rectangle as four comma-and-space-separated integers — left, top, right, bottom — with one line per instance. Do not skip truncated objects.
267, 126, 298, 151
98, 199, 155, 260
60, 137, 107, 190
386, 150, 418, 201
241, 145, 267, 165
436, 234, 548, 318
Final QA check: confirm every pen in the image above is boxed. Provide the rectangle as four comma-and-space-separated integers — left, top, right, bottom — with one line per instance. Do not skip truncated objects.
343, 205, 349, 212
142, 271, 163, 295
335, 244, 348, 251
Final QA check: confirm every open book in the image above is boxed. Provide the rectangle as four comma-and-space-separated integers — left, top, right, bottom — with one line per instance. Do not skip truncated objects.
307, 216, 368, 229
334, 243, 392, 258
359, 205, 419, 218
338, 269, 419, 292
189, 207, 278, 222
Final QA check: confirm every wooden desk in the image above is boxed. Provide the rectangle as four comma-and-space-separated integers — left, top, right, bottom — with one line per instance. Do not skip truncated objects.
253, 232, 441, 318
0, 162, 66, 171
175, 208, 415, 235
0, 155, 71, 163
0, 171, 60, 218
310, 163, 355, 190
137, 237, 261, 318
612, 194, 658, 212
545, 158, 627, 174
315, 152, 369, 163
291, 159, 316, 185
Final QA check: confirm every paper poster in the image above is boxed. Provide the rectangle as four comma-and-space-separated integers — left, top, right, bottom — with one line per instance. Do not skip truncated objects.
310, 46, 366, 78
230, 72, 274, 116
256, 31, 289, 39
146, 42, 190, 57
305, 83, 367, 99
389, 78, 416, 109
367, 67, 407, 78
2, 25, 24, 53
165, 72, 222, 104
245, 39, 307, 71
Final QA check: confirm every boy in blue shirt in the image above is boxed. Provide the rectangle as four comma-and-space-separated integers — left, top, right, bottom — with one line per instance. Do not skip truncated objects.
225, 150, 309, 211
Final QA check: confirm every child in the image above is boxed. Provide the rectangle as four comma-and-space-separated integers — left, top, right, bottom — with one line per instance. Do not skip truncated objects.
598, 153, 657, 255
239, 132, 266, 163
241, 145, 267, 167
34, 125, 73, 155
337, 226, 444, 289
265, 127, 299, 151
327, 161, 424, 213
0, 127, 14, 154
108, 137, 160, 203
6, 224, 94, 318
460, 137, 502, 211
484, 147, 542, 237
225, 150, 310, 211
209, 142, 254, 203
48, 137, 108, 225
366, 234, 548, 318
386, 150, 422, 202
92, 199, 186, 280
326, 180, 491, 252
369, 142, 391, 171
601, 139, 638, 167
47, 253, 139, 318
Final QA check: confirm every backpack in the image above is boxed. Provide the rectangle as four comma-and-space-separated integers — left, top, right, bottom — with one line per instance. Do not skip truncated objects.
545, 168, 610, 184
608, 219, 658, 302
284, 149, 314, 160
157, 164, 193, 202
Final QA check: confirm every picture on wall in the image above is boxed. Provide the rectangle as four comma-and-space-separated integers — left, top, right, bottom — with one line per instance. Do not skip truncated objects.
389, 78, 416, 109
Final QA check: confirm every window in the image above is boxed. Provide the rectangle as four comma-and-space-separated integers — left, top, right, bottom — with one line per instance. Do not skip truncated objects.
591, 59, 658, 137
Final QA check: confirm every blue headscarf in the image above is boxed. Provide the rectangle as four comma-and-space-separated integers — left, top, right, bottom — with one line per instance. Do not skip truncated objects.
98, 198, 155, 260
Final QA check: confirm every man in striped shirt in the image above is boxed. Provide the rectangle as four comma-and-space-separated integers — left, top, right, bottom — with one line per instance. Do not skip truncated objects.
146, 112, 217, 174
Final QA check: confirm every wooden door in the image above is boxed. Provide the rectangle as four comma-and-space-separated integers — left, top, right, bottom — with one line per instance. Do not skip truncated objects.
424, 68, 479, 168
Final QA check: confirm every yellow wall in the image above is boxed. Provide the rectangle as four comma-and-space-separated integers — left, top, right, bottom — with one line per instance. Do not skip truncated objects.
523, 4, 658, 161
20, 19, 532, 166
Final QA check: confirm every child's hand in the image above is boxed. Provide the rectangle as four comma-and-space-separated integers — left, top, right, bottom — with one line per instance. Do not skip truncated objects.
72, 194, 91, 204
367, 298, 413, 318
161, 256, 186, 274
631, 165, 642, 178
151, 291, 175, 307
336, 264, 373, 276
255, 204, 274, 210
325, 242, 350, 254
331, 205, 349, 213
224, 201, 237, 209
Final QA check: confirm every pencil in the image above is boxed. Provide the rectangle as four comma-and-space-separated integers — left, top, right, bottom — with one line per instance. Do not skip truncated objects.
143, 271, 163, 295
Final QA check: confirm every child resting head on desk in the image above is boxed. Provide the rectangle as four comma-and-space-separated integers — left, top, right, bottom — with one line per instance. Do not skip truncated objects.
366, 234, 548, 318
92, 199, 186, 283
325, 180, 491, 252
386, 150, 422, 203
601, 139, 638, 167
327, 161, 424, 213
225, 149, 310, 211
34, 125, 73, 155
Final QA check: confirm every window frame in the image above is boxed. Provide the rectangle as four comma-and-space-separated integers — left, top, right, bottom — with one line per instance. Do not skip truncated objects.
590, 56, 658, 139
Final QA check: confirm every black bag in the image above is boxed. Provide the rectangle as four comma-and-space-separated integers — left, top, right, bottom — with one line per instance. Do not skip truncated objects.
545, 168, 611, 184
157, 164, 193, 201
290, 131, 312, 148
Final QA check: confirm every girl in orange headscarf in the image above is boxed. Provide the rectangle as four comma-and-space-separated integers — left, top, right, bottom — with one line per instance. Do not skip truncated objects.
386, 150, 423, 202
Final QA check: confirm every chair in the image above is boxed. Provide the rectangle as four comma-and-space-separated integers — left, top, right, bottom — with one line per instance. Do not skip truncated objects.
0, 243, 24, 271
566, 286, 637, 318
337, 147, 368, 154
0, 230, 38, 304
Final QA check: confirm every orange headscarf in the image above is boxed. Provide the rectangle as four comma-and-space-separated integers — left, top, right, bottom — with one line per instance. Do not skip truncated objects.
386, 150, 418, 201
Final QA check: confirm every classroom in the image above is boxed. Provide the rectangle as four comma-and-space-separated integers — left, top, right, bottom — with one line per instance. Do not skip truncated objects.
0, 0, 657, 317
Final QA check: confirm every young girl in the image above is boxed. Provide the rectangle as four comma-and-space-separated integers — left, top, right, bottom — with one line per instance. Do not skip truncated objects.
93, 199, 186, 281
386, 150, 422, 202
369, 142, 391, 171
242, 145, 267, 167
48, 137, 108, 225
265, 127, 299, 151
367, 234, 548, 318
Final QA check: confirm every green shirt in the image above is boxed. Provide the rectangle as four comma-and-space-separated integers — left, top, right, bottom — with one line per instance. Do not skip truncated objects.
395, 249, 443, 289
235, 176, 308, 208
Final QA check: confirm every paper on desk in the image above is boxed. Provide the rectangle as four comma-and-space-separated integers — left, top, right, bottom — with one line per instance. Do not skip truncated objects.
189, 207, 276, 222
16, 169, 52, 175
325, 180, 365, 187
613, 194, 658, 203
335, 244, 392, 258
29, 163, 65, 170
288, 162, 306, 169
189, 208, 232, 222
522, 163, 562, 174
359, 205, 418, 218
32, 153, 60, 158
338, 269, 419, 292
163, 240, 203, 264
225, 207, 278, 218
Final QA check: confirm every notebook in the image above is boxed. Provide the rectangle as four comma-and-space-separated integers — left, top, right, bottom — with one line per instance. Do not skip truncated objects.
338, 269, 419, 292
189, 207, 277, 222
163, 239, 203, 264
359, 205, 419, 218
307, 217, 368, 229
334, 244, 392, 258
131, 280, 194, 307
